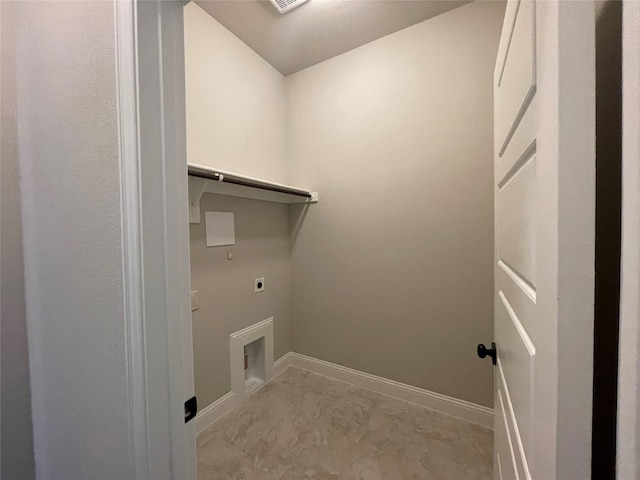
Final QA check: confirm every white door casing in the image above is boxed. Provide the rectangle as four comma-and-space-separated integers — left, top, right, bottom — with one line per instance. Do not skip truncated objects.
136, 1, 197, 478
117, 1, 196, 478
493, 1, 595, 480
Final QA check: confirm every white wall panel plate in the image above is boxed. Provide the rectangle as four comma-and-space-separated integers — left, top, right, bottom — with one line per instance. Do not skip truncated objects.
229, 318, 274, 403
205, 211, 235, 247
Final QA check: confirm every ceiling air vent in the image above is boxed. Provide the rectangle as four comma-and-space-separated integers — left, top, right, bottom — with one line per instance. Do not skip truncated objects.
269, 0, 310, 15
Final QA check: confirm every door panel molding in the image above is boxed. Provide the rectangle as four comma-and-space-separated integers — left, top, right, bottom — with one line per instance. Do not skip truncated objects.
497, 390, 521, 480
498, 360, 533, 480
495, 0, 521, 88
497, 291, 535, 454
496, 101, 536, 186
498, 260, 536, 303
497, 157, 537, 286
496, 0, 536, 157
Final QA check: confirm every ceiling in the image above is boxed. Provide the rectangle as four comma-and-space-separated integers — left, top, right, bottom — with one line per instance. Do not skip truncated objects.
195, 0, 471, 76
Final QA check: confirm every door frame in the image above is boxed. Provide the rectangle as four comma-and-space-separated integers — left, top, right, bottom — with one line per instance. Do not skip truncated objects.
617, 1, 640, 478
118, 0, 636, 478
115, 1, 195, 479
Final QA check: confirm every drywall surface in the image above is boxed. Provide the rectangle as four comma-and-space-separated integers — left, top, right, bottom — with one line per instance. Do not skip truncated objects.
190, 193, 291, 407
184, 2, 288, 184
0, 2, 35, 478
15, 2, 133, 478
195, 0, 470, 76
286, 1, 503, 408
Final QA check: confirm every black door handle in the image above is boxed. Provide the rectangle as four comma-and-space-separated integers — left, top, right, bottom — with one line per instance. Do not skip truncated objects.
477, 342, 497, 365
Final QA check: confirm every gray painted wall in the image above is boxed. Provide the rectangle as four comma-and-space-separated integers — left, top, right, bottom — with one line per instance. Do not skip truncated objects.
286, 1, 504, 408
0, 2, 35, 478
190, 194, 291, 407
15, 2, 134, 478
184, 2, 288, 184
184, 3, 291, 410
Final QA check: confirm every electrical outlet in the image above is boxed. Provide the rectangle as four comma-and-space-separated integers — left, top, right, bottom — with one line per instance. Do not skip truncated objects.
254, 278, 265, 293
191, 291, 199, 311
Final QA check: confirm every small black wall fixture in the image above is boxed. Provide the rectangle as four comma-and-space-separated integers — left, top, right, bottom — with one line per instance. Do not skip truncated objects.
184, 396, 198, 424
477, 342, 497, 366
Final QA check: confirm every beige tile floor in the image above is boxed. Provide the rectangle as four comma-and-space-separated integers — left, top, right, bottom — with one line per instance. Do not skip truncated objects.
197, 367, 493, 480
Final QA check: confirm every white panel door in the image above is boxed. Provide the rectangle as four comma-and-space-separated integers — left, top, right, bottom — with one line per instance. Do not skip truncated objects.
492, 1, 595, 479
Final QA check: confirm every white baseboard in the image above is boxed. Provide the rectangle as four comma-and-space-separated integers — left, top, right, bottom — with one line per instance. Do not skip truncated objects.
288, 352, 494, 429
196, 352, 293, 435
273, 351, 293, 377
195, 351, 493, 435
195, 391, 237, 435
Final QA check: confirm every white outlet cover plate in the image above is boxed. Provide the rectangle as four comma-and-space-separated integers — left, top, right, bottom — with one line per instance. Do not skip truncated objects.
254, 278, 265, 293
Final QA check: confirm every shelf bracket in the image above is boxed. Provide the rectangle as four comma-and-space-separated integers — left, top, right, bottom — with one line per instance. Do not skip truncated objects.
188, 176, 207, 224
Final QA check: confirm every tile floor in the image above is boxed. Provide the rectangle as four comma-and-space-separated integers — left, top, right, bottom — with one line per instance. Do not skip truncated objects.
197, 367, 493, 480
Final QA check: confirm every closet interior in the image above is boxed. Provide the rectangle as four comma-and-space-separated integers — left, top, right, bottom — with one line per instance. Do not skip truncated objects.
183, 1, 503, 477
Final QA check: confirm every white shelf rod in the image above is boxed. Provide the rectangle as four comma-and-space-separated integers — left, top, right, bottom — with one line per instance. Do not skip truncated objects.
187, 163, 313, 199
